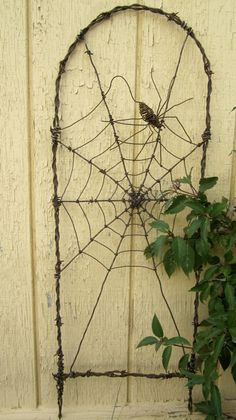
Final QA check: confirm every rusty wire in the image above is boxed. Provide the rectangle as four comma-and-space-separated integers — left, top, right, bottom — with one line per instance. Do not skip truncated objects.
51, 4, 212, 418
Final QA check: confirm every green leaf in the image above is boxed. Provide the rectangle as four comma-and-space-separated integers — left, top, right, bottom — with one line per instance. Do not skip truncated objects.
203, 357, 217, 377
176, 168, 193, 184
225, 283, 236, 309
164, 195, 188, 214
186, 199, 206, 214
144, 235, 168, 259
181, 242, 195, 275
199, 177, 218, 193
200, 283, 211, 302
208, 200, 228, 217
230, 349, 236, 368
171, 237, 195, 274
219, 346, 231, 370
209, 299, 225, 316
203, 265, 220, 282
228, 232, 236, 249
164, 336, 191, 346
227, 310, 236, 328
194, 253, 205, 270
179, 369, 195, 379
203, 313, 225, 329
195, 401, 214, 415
225, 250, 234, 263
178, 353, 189, 370
203, 315, 225, 330
137, 336, 158, 348
190, 282, 209, 293
162, 346, 172, 371
229, 328, 236, 343
172, 237, 186, 265
186, 211, 197, 222
200, 218, 210, 242
155, 341, 162, 352
150, 219, 170, 233
163, 248, 177, 277
152, 314, 164, 338
207, 255, 220, 265
223, 265, 232, 277
195, 238, 210, 259
213, 334, 225, 362
185, 219, 202, 237
211, 384, 222, 417
232, 363, 236, 383
188, 374, 205, 386
194, 328, 222, 352
210, 283, 223, 300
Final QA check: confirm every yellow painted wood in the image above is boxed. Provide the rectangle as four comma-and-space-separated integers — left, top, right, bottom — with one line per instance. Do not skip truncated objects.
0, 400, 235, 419
128, 0, 236, 405
229, 115, 236, 213
128, 0, 206, 404
30, 0, 139, 409
0, 0, 37, 409
1, 0, 236, 416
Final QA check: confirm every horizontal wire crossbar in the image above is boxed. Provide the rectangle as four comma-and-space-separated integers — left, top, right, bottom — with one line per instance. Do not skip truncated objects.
57, 369, 184, 381
51, 3, 212, 418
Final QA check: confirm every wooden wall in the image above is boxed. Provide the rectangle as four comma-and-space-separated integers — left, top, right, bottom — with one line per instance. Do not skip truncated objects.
1, 0, 236, 418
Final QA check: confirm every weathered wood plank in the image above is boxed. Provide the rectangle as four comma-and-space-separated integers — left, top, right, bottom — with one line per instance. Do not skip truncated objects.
163, 0, 236, 402
0, 400, 236, 419
0, 0, 36, 409
29, 0, 236, 412
128, 0, 236, 404
129, 0, 207, 404
31, 0, 139, 408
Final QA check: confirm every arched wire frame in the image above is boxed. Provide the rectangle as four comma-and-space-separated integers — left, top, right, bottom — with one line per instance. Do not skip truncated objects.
51, 4, 212, 418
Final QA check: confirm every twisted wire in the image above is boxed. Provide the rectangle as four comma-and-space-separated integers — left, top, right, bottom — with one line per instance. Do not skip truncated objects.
51, 5, 212, 418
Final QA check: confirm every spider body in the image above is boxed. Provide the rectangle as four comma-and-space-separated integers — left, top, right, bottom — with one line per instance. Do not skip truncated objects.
139, 102, 164, 130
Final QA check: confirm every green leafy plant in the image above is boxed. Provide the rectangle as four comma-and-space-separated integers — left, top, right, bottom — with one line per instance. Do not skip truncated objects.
138, 173, 236, 419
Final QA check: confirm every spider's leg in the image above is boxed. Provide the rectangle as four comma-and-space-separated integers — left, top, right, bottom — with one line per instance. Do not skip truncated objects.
164, 122, 192, 144
101, 117, 145, 127
159, 97, 193, 116
164, 34, 189, 113
150, 69, 162, 115
112, 121, 147, 127
152, 126, 163, 166
158, 34, 189, 117
108, 75, 140, 104
158, 98, 168, 116
164, 115, 193, 143
103, 117, 143, 122
134, 126, 154, 160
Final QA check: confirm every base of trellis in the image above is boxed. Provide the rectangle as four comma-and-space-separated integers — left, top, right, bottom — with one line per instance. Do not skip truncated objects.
1, 402, 236, 419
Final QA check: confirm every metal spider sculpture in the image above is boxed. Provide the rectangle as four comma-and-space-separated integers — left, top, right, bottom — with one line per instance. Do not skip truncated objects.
53, 38, 207, 380
51, 5, 212, 419
105, 71, 194, 146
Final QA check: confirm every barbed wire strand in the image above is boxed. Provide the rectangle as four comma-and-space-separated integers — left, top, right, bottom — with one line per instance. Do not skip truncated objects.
51, 4, 212, 418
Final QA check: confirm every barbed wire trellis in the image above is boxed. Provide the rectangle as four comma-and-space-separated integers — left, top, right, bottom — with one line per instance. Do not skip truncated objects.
51, 4, 212, 418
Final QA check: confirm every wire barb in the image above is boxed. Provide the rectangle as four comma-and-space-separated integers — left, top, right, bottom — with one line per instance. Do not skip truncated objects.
51, 4, 212, 419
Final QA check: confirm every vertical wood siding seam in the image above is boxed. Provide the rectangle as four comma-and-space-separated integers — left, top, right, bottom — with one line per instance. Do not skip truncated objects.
127, 3, 143, 403
25, 0, 40, 407
229, 114, 236, 210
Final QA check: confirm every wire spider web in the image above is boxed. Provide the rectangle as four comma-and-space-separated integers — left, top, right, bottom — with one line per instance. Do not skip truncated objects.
51, 4, 212, 418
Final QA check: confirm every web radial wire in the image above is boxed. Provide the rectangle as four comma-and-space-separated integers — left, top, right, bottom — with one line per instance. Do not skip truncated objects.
51, 4, 212, 419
